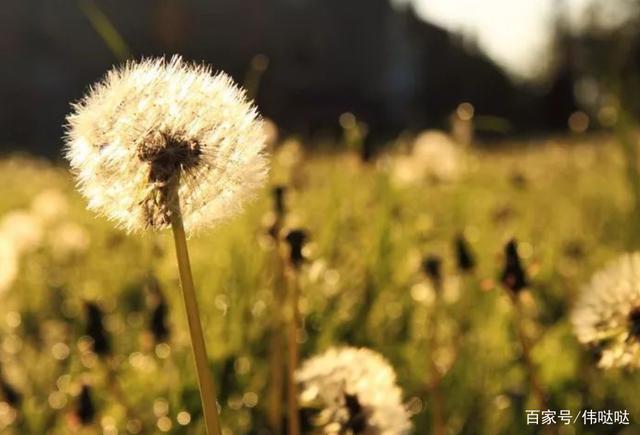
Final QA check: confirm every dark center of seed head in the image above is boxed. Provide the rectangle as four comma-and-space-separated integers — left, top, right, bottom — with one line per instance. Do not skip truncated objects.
344, 393, 367, 433
136, 132, 202, 228
138, 132, 202, 184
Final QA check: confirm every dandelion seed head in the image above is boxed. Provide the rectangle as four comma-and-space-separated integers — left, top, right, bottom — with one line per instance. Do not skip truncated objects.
572, 252, 640, 369
296, 347, 412, 435
65, 56, 268, 234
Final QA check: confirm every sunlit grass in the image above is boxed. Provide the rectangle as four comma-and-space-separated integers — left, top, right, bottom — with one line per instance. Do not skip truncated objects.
0, 134, 637, 434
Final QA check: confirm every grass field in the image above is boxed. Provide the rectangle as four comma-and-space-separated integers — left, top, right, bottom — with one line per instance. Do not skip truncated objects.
0, 134, 638, 434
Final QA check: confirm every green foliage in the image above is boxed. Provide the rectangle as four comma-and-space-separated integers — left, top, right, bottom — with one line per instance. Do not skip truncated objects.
0, 137, 637, 434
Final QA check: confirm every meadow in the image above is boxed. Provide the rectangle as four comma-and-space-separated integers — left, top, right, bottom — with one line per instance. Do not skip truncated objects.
0, 133, 638, 435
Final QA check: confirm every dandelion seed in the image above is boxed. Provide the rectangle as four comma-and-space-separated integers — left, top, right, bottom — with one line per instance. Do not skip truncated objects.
64, 56, 268, 234
572, 253, 640, 369
296, 347, 412, 435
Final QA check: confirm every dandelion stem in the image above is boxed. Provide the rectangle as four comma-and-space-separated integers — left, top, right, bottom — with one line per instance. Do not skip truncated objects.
170, 209, 222, 435
285, 265, 301, 435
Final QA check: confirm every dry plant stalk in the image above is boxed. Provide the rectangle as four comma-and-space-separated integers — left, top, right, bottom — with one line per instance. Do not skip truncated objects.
267, 187, 287, 433
501, 239, 557, 435
283, 229, 306, 435
511, 295, 549, 410
423, 256, 446, 435
285, 267, 301, 435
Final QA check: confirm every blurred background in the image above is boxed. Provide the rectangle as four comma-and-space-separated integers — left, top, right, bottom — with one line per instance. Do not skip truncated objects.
4, 2, 640, 435
2, 0, 640, 156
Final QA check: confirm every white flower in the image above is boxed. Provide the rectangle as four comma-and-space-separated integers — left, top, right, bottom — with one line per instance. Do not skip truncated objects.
65, 56, 268, 234
572, 253, 640, 369
296, 347, 412, 435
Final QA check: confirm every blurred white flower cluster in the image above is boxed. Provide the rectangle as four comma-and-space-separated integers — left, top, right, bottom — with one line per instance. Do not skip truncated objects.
296, 347, 412, 435
390, 130, 464, 187
0, 189, 90, 294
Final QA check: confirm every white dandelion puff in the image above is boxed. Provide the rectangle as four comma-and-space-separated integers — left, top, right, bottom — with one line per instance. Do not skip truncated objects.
296, 347, 412, 435
572, 252, 640, 369
64, 56, 268, 234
